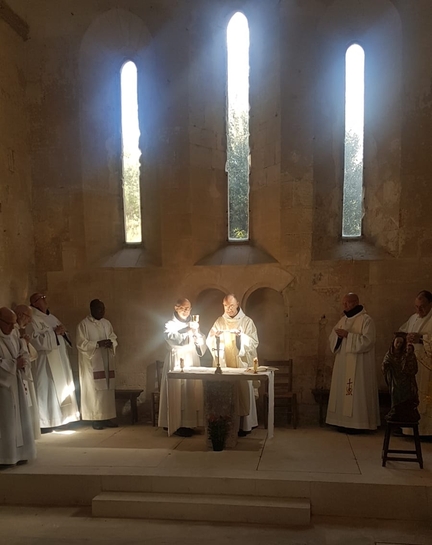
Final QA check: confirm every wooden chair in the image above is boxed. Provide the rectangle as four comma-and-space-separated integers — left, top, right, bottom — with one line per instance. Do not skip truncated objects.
151, 360, 164, 427
263, 359, 298, 429
382, 421, 423, 469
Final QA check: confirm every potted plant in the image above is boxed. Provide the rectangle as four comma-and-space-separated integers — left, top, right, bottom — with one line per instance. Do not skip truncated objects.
207, 414, 231, 451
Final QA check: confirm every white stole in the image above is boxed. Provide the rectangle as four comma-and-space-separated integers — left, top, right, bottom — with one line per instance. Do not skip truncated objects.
32, 311, 71, 407
328, 312, 365, 417
92, 320, 116, 391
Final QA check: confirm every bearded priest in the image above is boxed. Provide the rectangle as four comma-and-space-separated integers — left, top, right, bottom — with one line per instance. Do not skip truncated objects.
207, 294, 259, 436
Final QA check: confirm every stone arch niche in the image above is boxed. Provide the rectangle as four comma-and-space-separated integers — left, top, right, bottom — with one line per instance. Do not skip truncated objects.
194, 288, 226, 366
244, 288, 285, 362
79, 9, 156, 263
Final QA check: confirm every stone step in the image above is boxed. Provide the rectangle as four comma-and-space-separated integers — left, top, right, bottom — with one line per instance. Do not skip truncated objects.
92, 491, 311, 526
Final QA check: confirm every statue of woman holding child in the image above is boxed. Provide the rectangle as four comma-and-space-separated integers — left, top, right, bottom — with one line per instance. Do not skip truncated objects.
382, 333, 420, 422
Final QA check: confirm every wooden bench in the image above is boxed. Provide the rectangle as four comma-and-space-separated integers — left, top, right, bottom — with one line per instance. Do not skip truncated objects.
115, 389, 143, 424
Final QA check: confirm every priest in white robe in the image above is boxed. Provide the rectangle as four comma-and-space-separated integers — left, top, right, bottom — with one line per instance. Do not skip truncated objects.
207, 294, 259, 436
158, 298, 206, 437
399, 290, 432, 436
326, 293, 380, 431
14, 305, 41, 440
27, 293, 80, 431
0, 307, 36, 466
76, 299, 118, 430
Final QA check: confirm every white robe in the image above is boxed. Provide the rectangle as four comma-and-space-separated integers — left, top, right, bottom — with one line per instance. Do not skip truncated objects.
14, 325, 41, 440
0, 328, 36, 465
158, 315, 206, 431
400, 308, 432, 435
207, 309, 259, 432
27, 308, 80, 428
76, 316, 118, 421
326, 309, 380, 430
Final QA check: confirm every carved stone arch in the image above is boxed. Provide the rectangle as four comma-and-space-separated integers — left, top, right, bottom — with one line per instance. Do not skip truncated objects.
194, 287, 227, 326
173, 270, 231, 304
242, 272, 295, 309
190, 284, 229, 304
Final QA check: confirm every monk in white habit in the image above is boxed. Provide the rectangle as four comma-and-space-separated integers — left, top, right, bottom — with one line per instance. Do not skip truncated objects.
14, 305, 41, 440
0, 307, 36, 466
158, 298, 206, 437
326, 293, 380, 432
76, 299, 118, 430
207, 294, 259, 436
27, 293, 80, 431
399, 290, 432, 436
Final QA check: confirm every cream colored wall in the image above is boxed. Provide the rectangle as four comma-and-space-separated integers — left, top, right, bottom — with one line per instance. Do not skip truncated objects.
4, 0, 432, 422
0, 12, 34, 307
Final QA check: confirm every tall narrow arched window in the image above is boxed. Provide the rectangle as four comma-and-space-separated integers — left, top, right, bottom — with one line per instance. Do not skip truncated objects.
121, 60, 142, 244
227, 12, 250, 241
342, 44, 365, 238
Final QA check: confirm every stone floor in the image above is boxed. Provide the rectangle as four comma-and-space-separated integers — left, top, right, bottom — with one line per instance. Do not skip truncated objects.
3, 421, 431, 482
1, 423, 432, 544
0, 506, 431, 545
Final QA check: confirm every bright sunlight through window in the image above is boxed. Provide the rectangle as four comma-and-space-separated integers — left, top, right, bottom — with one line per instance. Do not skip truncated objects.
121, 61, 142, 244
227, 12, 250, 242
342, 44, 365, 238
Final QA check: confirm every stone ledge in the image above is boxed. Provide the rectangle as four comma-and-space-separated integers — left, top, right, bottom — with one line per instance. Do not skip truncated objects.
312, 238, 395, 261
195, 244, 278, 266
98, 248, 158, 268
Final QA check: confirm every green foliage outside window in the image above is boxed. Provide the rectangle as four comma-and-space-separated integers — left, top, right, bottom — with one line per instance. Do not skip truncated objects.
342, 130, 363, 238
123, 153, 142, 243
227, 108, 249, 241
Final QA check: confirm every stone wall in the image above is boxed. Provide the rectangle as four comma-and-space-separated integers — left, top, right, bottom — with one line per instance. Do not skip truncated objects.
4, 0, 432, 422
0, 7, 34, 307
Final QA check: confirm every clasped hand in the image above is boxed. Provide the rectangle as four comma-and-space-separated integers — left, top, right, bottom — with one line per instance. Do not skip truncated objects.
98, 339, 113, 348
54, 324, 66, 336
407, 332, 422, 344
335, 328, 348, 338
16, 355, 26, 370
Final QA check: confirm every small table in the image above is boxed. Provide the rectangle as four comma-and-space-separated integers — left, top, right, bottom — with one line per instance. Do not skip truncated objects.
167, 368, 274, 445
115, 389, 143, 424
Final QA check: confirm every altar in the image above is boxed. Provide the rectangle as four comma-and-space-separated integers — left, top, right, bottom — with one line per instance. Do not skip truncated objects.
167, 367, 274, 448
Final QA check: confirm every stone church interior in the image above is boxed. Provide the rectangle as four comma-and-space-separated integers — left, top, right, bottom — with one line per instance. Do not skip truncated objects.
1, 0, 432, 543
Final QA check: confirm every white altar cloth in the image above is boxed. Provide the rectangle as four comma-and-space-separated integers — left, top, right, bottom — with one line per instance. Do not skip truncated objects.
167, 367, 274, 439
